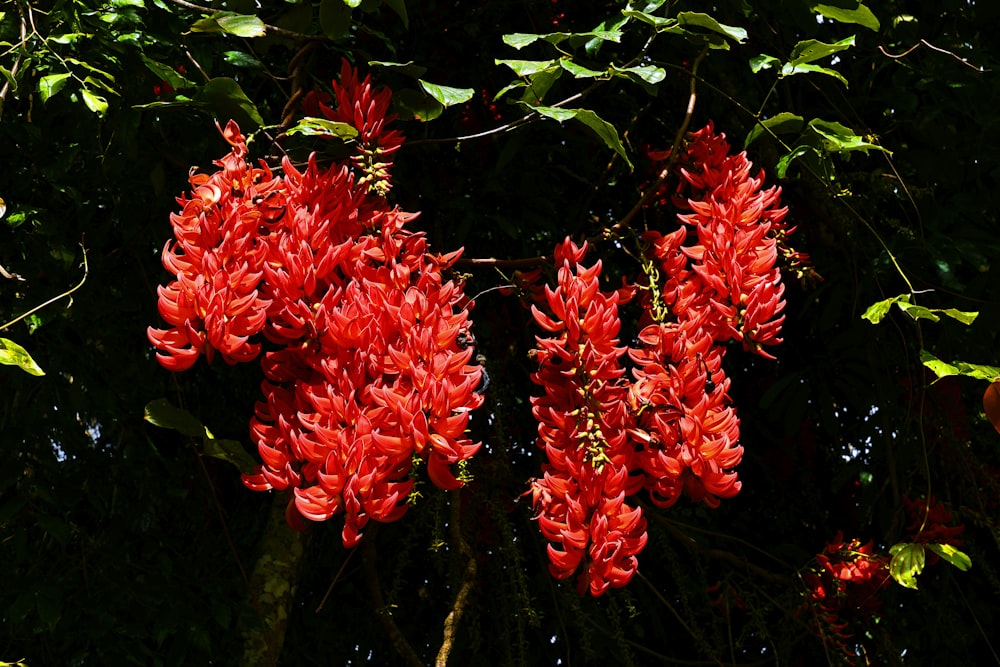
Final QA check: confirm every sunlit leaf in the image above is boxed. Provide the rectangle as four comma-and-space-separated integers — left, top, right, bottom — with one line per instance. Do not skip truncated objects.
749, 54, 781, 73
285, 117, 359, 139
0, 338, 45, 376
745, 112, 804, 147
676, 11, 747, 43
813, 2, 880, 31
781, 62, 849, 87
418, 80, 474, 107
189, 12, 266, 38
889, 542, 925, 589
775, 145, 815, 178
38, 73, 72, 103
496, 59, 558, 76
926, 544, 972, 571
808, 118, 889, 153
611, 64, 666, 84
369, 60, 428, 78
920, 350, 1000, 382
80, 88, 108, 116
788, 36, 856, 65
559, 59, 606, 79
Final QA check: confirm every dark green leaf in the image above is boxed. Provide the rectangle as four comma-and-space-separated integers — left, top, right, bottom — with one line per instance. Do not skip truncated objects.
196, 77, 264, 128
223, 51, 264, 69
369, 60, 428, 78
808, 118, 889, 153
775, 145, 815, 178
201, 438, 258, 475
519, 67, 562, 104
144, 399, 207, 439
140, 55, 196, 88
620, 10, 675, 29
319, 0, 352, 40
383, 0, 408, 28
0, 337, 45, 376
573, 109, 632, 169
393, 87, 443, 121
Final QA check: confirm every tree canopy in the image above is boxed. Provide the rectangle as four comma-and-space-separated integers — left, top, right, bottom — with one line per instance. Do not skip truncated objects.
2, 0, 999, 665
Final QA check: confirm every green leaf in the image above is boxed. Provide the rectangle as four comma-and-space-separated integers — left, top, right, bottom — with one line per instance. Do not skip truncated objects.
344, 0, 363, 7
940, 308, 979, 325
749, 54, 781, 73
926, 544, 972, 571
320, 0, 352, 40
503, 30, 623, 50
369, 60, 428, 78
621, 10, 675, 29
889, 542, 926, 589
418, 80, 474, 107
393, 87, 443, 121
285, 117, 359, 139
144, 399, 207, 438
503, 33, 541, 49
611, 64, 666, 85
775, 145, 815, 178
189, 12, 267, 38
808, 118, 889, 154
49, 32, 89, 44
781, 62, 849, 87
0, 338, 45, 376
745, 112, 804, 148
528, 106, 632, 169
196, 77, 264, 128
788, 36, 856, 65
676, 11, 748, 43
862, 294, 906, 323
519, 67, 562, 104
140, 55, 196, 88
80, 88, 108, 116
38, 73, 72, 103
812, 2, 880, 31
496, 59, 558, 76
920, 350, 1000, 382
383, 0, 408, 28
559, 59, 606, 79
202, 438, 258, 475
896, 301, 941, 323
223, 50, 264, 69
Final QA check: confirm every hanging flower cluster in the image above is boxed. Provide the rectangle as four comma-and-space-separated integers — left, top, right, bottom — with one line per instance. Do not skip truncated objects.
528, 239, 647, 596
148, 63, 483, 547
528, 123, 792, 595
800, 532, 891, 665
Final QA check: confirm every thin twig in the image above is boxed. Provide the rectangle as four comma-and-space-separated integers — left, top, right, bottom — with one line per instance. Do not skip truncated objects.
608, 44, 710, 236
435, 493, 477, 667
361, 532, 424, 667
879, 39, 990, 72
1, 243, 89, 332
314, 546, 357, 613
0, 0, 29, 122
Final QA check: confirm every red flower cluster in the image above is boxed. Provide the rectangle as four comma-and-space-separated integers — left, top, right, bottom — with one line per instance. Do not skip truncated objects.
631, 123, 788, 508
801, 532, 891, 664
148, 64, 483, 547
903, 495, 964, 553
527, 124, 793, 594
528, 239, 647, 596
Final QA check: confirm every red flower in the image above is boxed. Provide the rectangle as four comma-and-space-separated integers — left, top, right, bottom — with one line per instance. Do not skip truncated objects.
318, 59, 405, 195
529, 238, 647, 596
151, 64, 485, 546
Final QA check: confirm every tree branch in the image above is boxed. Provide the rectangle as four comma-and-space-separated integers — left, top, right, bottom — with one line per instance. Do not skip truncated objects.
361, 532, 424, 667
435, 494, 477, 667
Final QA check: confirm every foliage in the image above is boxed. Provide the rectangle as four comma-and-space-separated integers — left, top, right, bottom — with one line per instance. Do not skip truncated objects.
2, 0, 1000, 665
